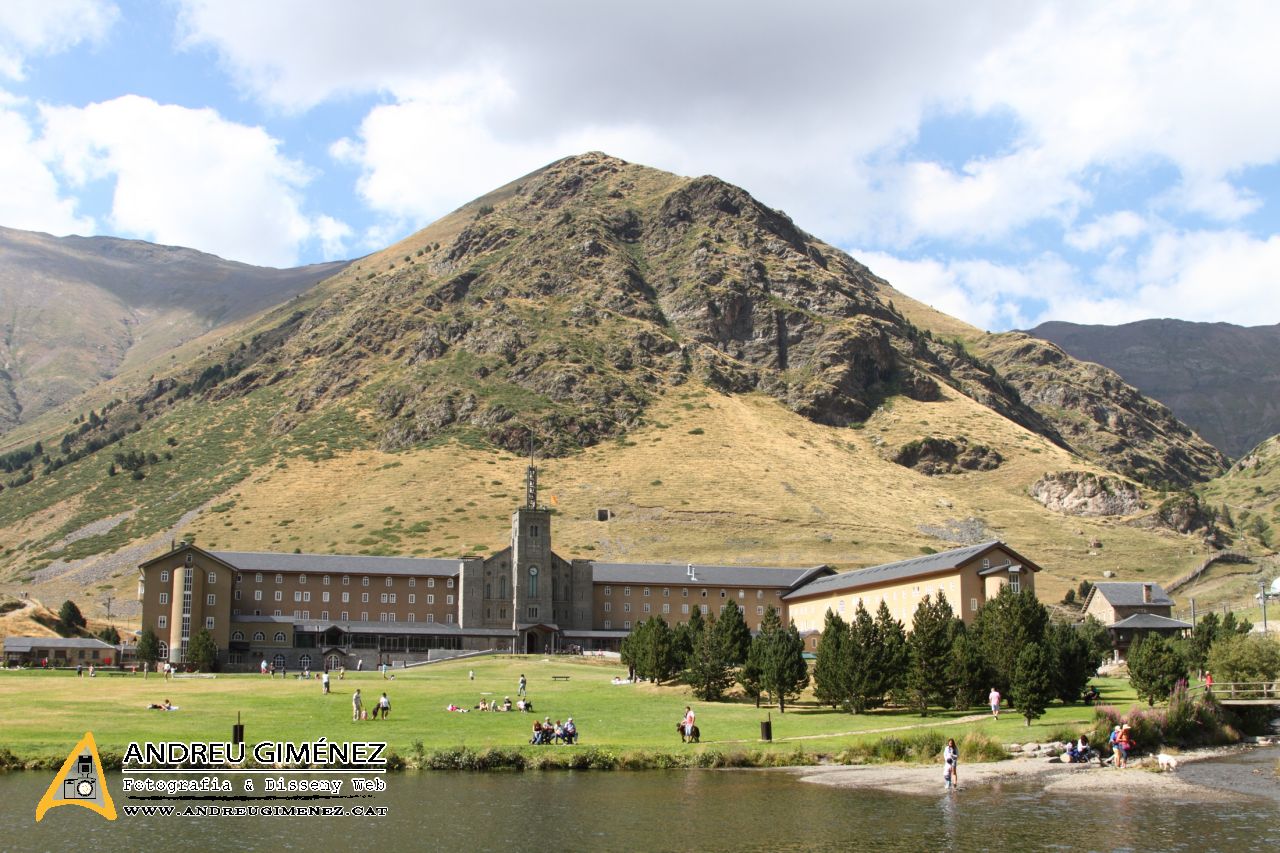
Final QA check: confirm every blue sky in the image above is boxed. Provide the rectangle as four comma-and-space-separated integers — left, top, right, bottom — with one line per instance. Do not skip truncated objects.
2, 0, 1279, 331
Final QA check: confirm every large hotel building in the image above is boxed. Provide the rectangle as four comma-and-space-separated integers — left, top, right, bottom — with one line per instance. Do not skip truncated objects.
138, 467, 1039, 670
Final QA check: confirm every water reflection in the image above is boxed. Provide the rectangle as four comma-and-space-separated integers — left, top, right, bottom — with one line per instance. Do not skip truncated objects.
2, 752, 1277, 853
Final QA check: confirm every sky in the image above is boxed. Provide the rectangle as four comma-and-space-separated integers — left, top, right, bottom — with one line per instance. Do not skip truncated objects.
2, 0, 1280, 331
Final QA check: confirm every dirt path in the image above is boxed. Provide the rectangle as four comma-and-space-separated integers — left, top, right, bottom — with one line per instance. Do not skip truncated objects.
712, 713, 992, 745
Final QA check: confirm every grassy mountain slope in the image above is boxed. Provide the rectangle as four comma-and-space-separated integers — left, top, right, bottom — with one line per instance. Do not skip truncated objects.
0, 153, 1248, 623
0, 225, 348, 434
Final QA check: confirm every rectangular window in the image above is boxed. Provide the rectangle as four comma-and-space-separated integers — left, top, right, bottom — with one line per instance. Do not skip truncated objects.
1009, 575, 1021, 593
681, 604, 689, 614
408, 594, 415, 604
159, 592, 169, 605
604, 602, 611, 612
208, 572, 216, 585
362, 577, 370, 586
379, 613, 388, 622
604, 586, 612, 596
381, 593, 388, 604
294, 610, 301, 618
409, 578, 416, 588
682, 588, 688, 598
757, 590, 764, 599
361, 611, 368, 621
299, 574, 306, 585
389, 593, 396, 604
971, 598, 978, 613
407, 613, 415, 622
322, 610, 329, 620
323, 575, 330, 586
255, 573, 262, 583
447, 595, 455, 605
302, 610, 309, 619
322, 592, 329, 603
386, 577, 393, 588
528, 607, 538, 619
662, 603, 670, 614
428, 594, 434, 604
603, 619, 611, 629
254, 590, 262, 601
205, 617, 215, 629
234, 589, 241, 601
274, 591, 282, 602
340, 611, 348, 621
700, 604, 708, 614
343, 575, 350, 585
275, 574, 283, 584
206, 594, 216, 606
663, 587, 669, 597
757, 606, 764, 616
361, 593, 369, 603
644, 587, 650, 596
295, 591, 302, 602
342, 592, 349, 603
623, 602, 631, 613
643, 603, 651, 613
428, 578, 435, 588
624, 587, 630, 596
426, 614, 434, 623
303, 591, 310, 602
446, 613, 454, 624
274, 610, 282, 617
161, 570, 169, 583
158, 615, 167, 629
623, 621, 631, 630
447, 579, 454, 589
738, 590, 745, 598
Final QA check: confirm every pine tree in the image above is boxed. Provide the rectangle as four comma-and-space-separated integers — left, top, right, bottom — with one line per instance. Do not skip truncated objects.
971, 586, 1048, 695
687, 613, 734, 701
715, 601, 753, 666
1010, 641, 1053, 725
1127, 634, 1189, 706
97, 625, 121, 644
846, 601, 877, 712
57, 600, 87, 636
1045, 621, 1094, 702
906, 592, 958, 716
872, 600, 908, 706
812, 609, 850, 709
748, 607, 810, 712
630, 617, 679, 683
187, 629, 219, 672
136, 626, 160, 666
948, 623, 988, 709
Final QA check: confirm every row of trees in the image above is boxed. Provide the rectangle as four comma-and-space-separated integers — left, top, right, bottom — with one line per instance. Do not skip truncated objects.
620, 604, 810, 711
1127, 610, 1271, 705
812, 587, 1106, 724
135, 625, 218, 671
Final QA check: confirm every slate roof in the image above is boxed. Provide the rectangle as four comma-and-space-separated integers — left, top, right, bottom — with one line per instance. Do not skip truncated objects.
784, 541, 1027, 600
3, 636, 115, 652
590, 561, 831, 589
1108, 613, 1192, 630
210, 551, 463, 577
1088, 582, 1175, 608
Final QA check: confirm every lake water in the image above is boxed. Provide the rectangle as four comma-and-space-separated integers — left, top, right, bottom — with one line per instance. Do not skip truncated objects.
3, 749, 1278, 852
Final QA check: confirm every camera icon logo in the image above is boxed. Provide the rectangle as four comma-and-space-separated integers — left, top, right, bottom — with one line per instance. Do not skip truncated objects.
36, 733, 117, 822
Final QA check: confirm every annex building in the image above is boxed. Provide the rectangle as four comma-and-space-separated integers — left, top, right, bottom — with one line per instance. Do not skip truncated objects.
138, 467, 1039, 671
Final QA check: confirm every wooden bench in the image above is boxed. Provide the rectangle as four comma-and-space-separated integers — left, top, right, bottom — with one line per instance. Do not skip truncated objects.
551, 675, 570, 682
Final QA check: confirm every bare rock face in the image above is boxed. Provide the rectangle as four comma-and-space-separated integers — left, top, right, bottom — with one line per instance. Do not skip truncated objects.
892, 437, 1003, 476
1029, 471, 1145, 516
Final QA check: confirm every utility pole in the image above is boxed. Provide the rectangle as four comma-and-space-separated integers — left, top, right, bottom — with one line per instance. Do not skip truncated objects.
1262, 581, 1269, 634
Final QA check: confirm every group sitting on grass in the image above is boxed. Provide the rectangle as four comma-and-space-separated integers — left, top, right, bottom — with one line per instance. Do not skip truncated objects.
530, 717, 578, 745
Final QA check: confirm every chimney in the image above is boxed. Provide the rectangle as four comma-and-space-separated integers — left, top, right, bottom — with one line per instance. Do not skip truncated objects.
1142, 583, 1152, 604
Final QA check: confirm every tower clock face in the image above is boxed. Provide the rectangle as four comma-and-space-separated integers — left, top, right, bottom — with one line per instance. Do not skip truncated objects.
529, 566, 538, 576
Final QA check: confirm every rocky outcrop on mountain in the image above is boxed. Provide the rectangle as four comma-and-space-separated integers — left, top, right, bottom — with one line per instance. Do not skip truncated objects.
1148, 491, 1221, 541
1029, 471, 1145, 516
892, 436, 1003, 475
974, 333, 1227, 487
1028, 319, 1280, 460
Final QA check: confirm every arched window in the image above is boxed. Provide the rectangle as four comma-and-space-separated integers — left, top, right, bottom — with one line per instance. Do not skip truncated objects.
327, 654, 340, 671
253, 632, 265, 642
231, 631, 244, 641
273, 654, 286, 670
499, 576, 507, 599
274, 631, 286, 643
298, 654, 311, 670
157, 641, 169, 661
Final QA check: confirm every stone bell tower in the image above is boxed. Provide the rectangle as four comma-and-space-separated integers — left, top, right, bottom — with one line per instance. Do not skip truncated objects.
511, 461, 553, 630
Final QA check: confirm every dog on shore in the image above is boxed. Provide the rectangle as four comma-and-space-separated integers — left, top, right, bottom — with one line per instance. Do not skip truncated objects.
1156, 753, 1178, 771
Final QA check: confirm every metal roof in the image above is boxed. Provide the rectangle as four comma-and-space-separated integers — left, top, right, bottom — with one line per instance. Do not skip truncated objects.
1108, 613, 1192, 630
3, 636, 116, 652
784, 541, 1018, 600
210, 551, 462, 577
1088, 582, 1175, 608
590, 561, 830, 589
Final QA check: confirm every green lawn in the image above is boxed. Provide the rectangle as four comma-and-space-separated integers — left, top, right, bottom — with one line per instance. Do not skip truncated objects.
0, 657, 1138, 766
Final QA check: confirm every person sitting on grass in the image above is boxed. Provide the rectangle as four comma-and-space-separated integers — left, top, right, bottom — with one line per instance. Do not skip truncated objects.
502, 696, 512, 712
531, 720, 544, 744
563, 717, 577, 744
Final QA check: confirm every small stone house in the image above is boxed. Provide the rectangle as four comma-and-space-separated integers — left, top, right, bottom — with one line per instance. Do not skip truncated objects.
1082, 581, 1191, 661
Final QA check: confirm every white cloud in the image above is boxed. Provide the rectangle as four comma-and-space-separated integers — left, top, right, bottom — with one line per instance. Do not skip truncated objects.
0, 102, 92, 234
39, 95, 348, 267
0, 0, 118, 80
1065, 211, 1148, 252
